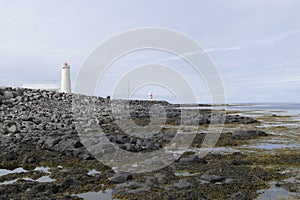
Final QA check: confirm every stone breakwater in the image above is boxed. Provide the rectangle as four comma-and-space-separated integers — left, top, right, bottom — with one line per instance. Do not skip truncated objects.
1, 87, 299, 199
0, 87, 256, 160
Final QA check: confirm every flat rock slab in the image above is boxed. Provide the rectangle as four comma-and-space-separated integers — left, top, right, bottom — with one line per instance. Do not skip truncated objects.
200, 174, 226, 183
8, 125, 17, 133
108, 172, 133, 184
232, 130, 268, 139
178, 154, 207, 163
174, 179, 191, 188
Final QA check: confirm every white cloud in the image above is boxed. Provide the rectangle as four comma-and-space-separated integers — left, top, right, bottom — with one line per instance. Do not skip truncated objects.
207, 28, 300, 54
154, 51, 206, 63
206, 46, 242, 53
242, 29, 300, 47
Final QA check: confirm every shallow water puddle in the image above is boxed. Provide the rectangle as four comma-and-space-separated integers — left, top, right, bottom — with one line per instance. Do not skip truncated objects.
255, 181, 300, 200
0, 168, 27, 177
34, 166, 51, 174
72, 189, 113, 200
0, 166, 55, 185
0, 166, 53, 177
0, 176, 55, 185
241, 143, 300, 150
87, 169, 101, 176
35, 175, 55, 183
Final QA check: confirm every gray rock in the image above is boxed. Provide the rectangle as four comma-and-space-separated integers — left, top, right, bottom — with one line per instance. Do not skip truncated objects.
226, 115, 257, 124
0, 126, 8, 134
0, 135, 12, 147
200, 174, 226, 183
232, 130, 267, 139
154, 173, 166, 184
108, 172, 133, 184
79, 152, 93, 161
230, 191, 250, 200
174, 179, 191, 188
0, 186, 6, 194
0, 95, 4, 103
36, 123, 45, 130
53, 138, 76, 152
179, 154, 207, 163
15, 95, 22, 102
22, 155, 38, 164
44, 137, 62, 148
74, 140, 84, 148
225, 178, 236, 184
198, 179, 210, 184
113, 181, 149, 195
8, 124, 17, 133
3, 91, 14, 99
15, 133, 23, 139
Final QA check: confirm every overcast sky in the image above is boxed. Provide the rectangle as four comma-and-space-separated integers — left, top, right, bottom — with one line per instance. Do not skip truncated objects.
0, 0, 300, 103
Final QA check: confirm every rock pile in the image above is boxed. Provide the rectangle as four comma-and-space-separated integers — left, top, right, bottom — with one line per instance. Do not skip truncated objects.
0, 87, 258, 160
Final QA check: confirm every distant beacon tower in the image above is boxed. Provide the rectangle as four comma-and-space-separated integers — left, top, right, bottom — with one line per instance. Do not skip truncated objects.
148, 91, 153, 100
61, 62, 71, 93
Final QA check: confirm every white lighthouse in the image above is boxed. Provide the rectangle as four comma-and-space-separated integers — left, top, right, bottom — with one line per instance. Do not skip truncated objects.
61, 62, 71, 93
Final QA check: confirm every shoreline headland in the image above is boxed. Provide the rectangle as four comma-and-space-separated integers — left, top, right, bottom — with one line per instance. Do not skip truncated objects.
0, 87, 299, 199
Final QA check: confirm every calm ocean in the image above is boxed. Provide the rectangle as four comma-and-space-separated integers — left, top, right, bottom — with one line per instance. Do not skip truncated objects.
226, 103, 300, 115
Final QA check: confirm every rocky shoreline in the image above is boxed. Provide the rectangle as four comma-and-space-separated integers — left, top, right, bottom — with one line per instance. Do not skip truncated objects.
0, 87, 299, 199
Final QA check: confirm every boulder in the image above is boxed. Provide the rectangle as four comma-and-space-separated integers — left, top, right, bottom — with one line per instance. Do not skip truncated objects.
0, 95, 4, 103
3, 90, 14, 99
108, 172, 133, 184
0, 135, 12, 147
174, 179, 191, 188
52, 138, 76, 153
200, 174, 226, 183
36, 123, 45, 130
230, 191, 251, 200
232, 130, 267, 139
44, 137, 62, 148
74, 140, 84, 148
178, 154, 207, 163
8, 124, 17, 133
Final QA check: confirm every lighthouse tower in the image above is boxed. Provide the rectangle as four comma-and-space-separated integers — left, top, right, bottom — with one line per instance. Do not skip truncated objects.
61, 62, 71, 93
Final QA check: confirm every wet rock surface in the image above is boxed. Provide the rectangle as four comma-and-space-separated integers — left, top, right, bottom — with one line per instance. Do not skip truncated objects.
200, 174, 226, 183
108, 172, 133, 184
0, 87, 299, 199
